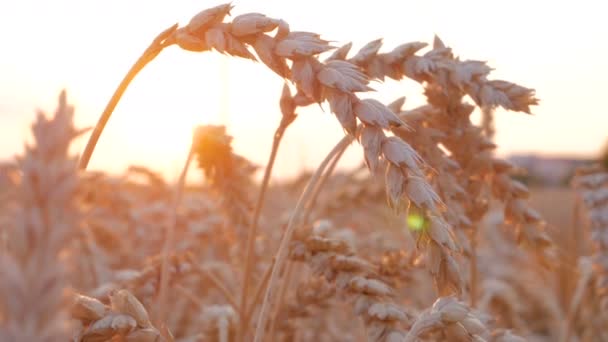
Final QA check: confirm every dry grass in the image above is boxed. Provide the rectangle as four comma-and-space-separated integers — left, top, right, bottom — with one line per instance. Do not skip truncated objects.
0, 3, 604, 342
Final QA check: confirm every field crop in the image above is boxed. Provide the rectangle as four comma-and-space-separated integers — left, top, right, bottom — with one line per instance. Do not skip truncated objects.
0, 3, 605, 342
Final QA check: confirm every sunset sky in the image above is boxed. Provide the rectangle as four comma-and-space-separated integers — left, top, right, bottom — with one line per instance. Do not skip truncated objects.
1, 0, 606, 180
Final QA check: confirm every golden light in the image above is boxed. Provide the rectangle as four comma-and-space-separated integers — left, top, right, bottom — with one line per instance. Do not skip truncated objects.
1, 0, 607, 179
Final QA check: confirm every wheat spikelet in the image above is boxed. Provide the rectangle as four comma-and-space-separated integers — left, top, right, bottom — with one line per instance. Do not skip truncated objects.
71, 290, 165, 342
289, 220, 412, 342
192, 125, 256, 230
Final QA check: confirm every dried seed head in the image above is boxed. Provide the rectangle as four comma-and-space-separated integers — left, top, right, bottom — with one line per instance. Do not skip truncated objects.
583, 187, 608, 207
406, 176, 443, 212
381, 137, 423, 173
224, 32, 257, 60
509, 179, 530, 198
71, 294, 109, 323
174, 28, 208, 52
311, 219, 333, 235
366, 320, 392, 342
425, 241, 443, 276
367, 303, 406, 321
353, 295, 374, 316
317, 60, 372, 93
274, 31, 334, 58
574, 172, 608, 188
192, 125, 233, 177
348, 276, 392, 297
83, 314, 137, 341
109, 290, 152, 328
349, 39, 383, 66
385, 41, 428, 65
449, 60, 492, 90
428, 217, 456, 251
326, 42, 353, 61
434, 298, 469, 323
360, 125, 385, 172
479, 80, 538, 114
385, 330, 406, 342
252, 34, 290, 77
385, 164, 406, 211
354, 99, 405, 129
292, 58, 319, 99
187, 3, 233, 36
460, 315, 487, 336
230, 13, 278, 37
443, 255, 463, 294
332, 255, 375, 273
306, 236, 351, 254
387, 96, 406, 113
326, 89, 357, 135
491, 158, 514, 173
205, 27, 227, 52
505, 199, 542, 224
433, 35, 446, 49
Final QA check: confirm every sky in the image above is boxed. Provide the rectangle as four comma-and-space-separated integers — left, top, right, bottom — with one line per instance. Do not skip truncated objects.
1, 0, 607, 180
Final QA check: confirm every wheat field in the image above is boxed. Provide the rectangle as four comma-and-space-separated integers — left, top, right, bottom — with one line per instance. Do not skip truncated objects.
1, 3, 606, 342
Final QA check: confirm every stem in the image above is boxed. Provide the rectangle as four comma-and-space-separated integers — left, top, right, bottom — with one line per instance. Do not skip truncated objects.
196, 265, 241, 311
253, 135, 352, 342
175, 284, 205, 309
156, 147, 193, 324
268, 261, 295, 341
78, 23, 178, 170
561, 199, 582, 309
301, 138, 350, 225
470, 229, 478, 308
245, 261, 274, 323
562, 258, 593, 342
239, 118, 292, 339
241, 139, 349, 338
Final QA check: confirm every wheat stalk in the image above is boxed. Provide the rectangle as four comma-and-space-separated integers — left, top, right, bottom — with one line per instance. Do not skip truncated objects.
239, 83, 298, 339
78, 24, 178, 170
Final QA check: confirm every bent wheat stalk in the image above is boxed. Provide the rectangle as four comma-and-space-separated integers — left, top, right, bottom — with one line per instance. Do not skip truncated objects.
78, 23, 178, 170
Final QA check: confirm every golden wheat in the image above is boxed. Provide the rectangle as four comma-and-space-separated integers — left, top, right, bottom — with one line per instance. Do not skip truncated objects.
1, 3, 598, 342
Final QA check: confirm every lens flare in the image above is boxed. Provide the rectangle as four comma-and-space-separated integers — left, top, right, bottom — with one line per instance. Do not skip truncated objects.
407, 212, 425, 231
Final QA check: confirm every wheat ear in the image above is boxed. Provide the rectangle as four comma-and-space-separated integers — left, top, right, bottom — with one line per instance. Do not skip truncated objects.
0, 91, 83, 341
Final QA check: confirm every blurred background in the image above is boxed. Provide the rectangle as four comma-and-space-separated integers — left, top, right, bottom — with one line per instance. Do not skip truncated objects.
1, 0, 607, 183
